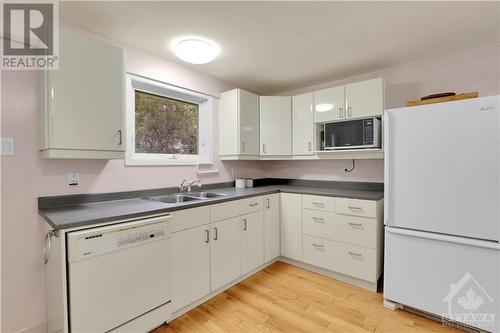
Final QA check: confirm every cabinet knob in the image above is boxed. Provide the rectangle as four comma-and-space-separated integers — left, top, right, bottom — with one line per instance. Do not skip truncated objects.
118, 129, 123, 145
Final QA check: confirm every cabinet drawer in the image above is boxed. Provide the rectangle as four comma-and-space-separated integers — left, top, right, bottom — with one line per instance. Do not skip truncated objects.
302, 195, 336, 212
210, 196, 263, 222
171, 206, 210, 232
303, 209, 377, 248
336, 198, 377, 218
303, 235, 377, 282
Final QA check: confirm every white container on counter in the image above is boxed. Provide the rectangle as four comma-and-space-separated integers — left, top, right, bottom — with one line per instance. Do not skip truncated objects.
235, 178, 246, 189
245, 178, 254, 188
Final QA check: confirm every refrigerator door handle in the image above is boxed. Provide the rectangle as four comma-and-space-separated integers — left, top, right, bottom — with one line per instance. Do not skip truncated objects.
386, 227, 500, 251
383, 111, 391, 226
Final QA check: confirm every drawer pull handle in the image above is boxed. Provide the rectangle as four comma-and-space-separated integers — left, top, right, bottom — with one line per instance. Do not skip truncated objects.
348, 206, 363, 211
312, 243, 324, 248
312, 202, 325, 207
312, 217, 325, 223
205, 229, 210, 243
249, 203, 259, 207
348, 251, 362, 257
348, 222, 363, 228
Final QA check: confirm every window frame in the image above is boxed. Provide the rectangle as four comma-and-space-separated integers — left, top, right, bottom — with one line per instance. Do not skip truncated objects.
126, 74, 213, 166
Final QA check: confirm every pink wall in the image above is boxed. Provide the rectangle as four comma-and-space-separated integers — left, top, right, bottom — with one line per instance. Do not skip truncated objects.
1, 28, 499, 332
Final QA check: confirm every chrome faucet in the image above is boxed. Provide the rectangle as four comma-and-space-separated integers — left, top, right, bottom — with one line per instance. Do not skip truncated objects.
178, 179, 202, 193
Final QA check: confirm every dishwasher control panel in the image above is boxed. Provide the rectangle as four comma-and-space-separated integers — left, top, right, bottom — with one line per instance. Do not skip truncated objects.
67, 215, 171, 263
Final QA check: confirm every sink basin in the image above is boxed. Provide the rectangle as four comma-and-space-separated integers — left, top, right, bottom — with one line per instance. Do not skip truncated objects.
186, 191, 228, 199
148, 194, 201, 204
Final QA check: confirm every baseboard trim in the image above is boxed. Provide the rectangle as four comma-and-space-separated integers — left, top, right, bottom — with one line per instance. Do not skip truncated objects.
16, 321, 48, 333
277, 257, 379, 292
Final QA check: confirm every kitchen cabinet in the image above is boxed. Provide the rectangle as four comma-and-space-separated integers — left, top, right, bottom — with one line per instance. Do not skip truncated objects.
313, 78, 384, 123
345, 77, 384, 119
240, 211, 265, 275
219, 89, 260, 157
210, 217, 241, 291
171, 224, 210, 312
259, 96, 292, 155
263, 193, 280, 262
314, 85, 345, 123
301, 194, 384, 291
39, 29, 125, 159
292, 92, 314, 155
280, 193, 303, 261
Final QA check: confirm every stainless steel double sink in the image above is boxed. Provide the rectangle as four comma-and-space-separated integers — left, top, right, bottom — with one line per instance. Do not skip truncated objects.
145, 191, 227, 205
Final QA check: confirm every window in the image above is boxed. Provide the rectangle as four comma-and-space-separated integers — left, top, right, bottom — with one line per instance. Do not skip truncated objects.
126, 74, 213, 165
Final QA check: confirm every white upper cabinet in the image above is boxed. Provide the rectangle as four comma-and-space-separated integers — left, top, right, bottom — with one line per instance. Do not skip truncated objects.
219, 89, 260, 157
313, 78, 384, 123
292, 92, 314, 155
345, 77, 384, 119
39, 29, 125, 159
259, 96, 292, 156
314, 85, 345, 123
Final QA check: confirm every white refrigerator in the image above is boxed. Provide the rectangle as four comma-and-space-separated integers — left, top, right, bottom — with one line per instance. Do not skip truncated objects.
383, 95, 500, 332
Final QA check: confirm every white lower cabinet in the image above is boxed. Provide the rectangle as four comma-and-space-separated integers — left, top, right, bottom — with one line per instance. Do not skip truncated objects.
240, 211, 265, 275
280, 193, 303, 261
210, 217, 242, 291
171, 225, 210, 312
263, 194, 280, 262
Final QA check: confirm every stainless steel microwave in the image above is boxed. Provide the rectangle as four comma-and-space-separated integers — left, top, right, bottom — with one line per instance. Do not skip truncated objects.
324, 117, 381, 150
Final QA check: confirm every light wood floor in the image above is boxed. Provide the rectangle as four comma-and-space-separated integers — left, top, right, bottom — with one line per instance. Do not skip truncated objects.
154, 261, 460, 333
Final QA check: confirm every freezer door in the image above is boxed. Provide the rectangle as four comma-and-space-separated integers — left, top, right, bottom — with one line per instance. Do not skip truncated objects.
384, 227, 500, 332
384, 95, 500, 241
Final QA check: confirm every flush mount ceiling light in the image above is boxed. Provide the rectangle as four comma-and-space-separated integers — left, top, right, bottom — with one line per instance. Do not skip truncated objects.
171, 36, 220, 64
315, 103, 334, 112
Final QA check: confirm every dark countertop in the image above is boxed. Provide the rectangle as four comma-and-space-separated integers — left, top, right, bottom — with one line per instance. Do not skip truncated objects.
40, 183, 384, 231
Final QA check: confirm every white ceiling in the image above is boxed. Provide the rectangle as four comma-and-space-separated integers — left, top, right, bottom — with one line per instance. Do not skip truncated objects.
60, 1, 500, 95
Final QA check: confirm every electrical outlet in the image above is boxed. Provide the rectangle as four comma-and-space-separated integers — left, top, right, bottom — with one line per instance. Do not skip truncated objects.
68, 172, 79, 187
1, 138, 14, 155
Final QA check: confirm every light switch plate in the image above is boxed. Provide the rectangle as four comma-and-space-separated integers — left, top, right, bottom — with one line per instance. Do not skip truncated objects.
68, 172, 79, 187
1, 138, 15, 155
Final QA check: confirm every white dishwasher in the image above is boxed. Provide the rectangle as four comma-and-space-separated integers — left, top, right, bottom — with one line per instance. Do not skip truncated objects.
67, 214, 171, 333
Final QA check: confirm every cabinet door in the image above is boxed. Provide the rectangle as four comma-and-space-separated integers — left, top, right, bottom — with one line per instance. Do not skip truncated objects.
292, 92, 314, 155
345, 77, 384, 118
264, 194, 280, 262
210, 218, 241, 291
219, 89, 239, 156
280, 193, 303, 261
259, 96, 292, 155
171, 225, 211, 312
240, 211, 264, 275
314, 86, 345, 123
238, 90, 260, 155
48, 29, 125, 151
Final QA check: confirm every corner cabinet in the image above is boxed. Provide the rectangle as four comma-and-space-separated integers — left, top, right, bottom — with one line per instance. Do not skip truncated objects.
39, 29, 126, 159
219, 89, 260, 158
292, 92, 314, 155
260, 96, 292, 156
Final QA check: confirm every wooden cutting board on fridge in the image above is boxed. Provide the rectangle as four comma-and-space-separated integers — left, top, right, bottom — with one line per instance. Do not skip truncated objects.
407, 92, 478, 107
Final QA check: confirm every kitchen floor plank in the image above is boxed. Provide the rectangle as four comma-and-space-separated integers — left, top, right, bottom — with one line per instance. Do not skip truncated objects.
152, 261, 460, 333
